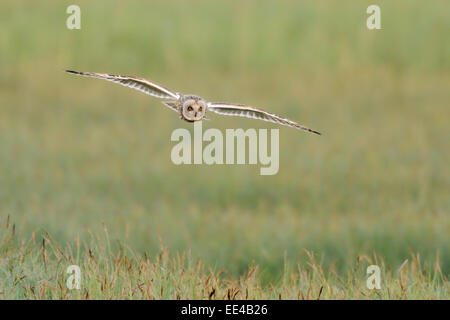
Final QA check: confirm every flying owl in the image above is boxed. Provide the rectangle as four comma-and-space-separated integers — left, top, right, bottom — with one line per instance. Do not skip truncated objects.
66, 70, 321, 135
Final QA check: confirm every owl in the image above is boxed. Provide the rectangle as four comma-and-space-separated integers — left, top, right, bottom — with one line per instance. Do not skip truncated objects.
66, 70, 321, 135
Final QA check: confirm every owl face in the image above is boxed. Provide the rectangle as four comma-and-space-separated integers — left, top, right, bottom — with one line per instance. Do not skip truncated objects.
182, 98, 206, 121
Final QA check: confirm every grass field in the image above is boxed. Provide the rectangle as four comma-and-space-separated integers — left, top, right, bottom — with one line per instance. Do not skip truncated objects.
0, 0, 449, 299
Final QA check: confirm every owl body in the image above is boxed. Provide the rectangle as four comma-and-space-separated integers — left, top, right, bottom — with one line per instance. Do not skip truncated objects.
66, 70, 321, 135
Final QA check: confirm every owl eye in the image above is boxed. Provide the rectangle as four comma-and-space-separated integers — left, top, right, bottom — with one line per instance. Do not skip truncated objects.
198, 106, 203, 112
187, 106, 193, 112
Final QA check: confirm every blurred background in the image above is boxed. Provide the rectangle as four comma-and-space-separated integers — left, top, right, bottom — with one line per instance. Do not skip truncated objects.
0, 0, 448, 282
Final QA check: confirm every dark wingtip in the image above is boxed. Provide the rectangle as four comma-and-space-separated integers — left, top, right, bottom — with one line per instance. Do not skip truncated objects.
305, 127, 322, 135
66, 70, 78, 74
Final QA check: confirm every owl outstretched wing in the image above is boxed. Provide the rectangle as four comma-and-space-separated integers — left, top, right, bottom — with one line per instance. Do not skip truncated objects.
207, 102, 321, 135
66, 70, 180, 100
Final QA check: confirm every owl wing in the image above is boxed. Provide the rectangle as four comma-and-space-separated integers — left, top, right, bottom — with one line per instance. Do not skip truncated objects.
207, 102, 321, 135
161, 101, 179, 113
66, 70, 180, 100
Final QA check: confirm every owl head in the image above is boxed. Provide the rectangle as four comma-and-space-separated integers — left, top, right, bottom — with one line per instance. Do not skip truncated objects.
181, 96, 207, 121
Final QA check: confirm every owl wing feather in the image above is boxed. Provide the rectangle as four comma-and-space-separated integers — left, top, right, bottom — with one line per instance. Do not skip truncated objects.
207, 102, 321, 135
66, 70, 180, 100
162, 101, 179, 113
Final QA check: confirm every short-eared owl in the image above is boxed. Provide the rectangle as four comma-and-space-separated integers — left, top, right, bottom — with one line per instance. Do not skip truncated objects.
66, 70, 321, 135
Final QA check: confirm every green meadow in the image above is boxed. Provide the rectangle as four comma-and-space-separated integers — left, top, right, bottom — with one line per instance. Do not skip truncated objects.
0, 0, 448, 299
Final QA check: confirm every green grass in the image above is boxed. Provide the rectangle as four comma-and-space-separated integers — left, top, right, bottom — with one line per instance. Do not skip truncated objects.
0, 0, 449, 299
1, 219, 447, 299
